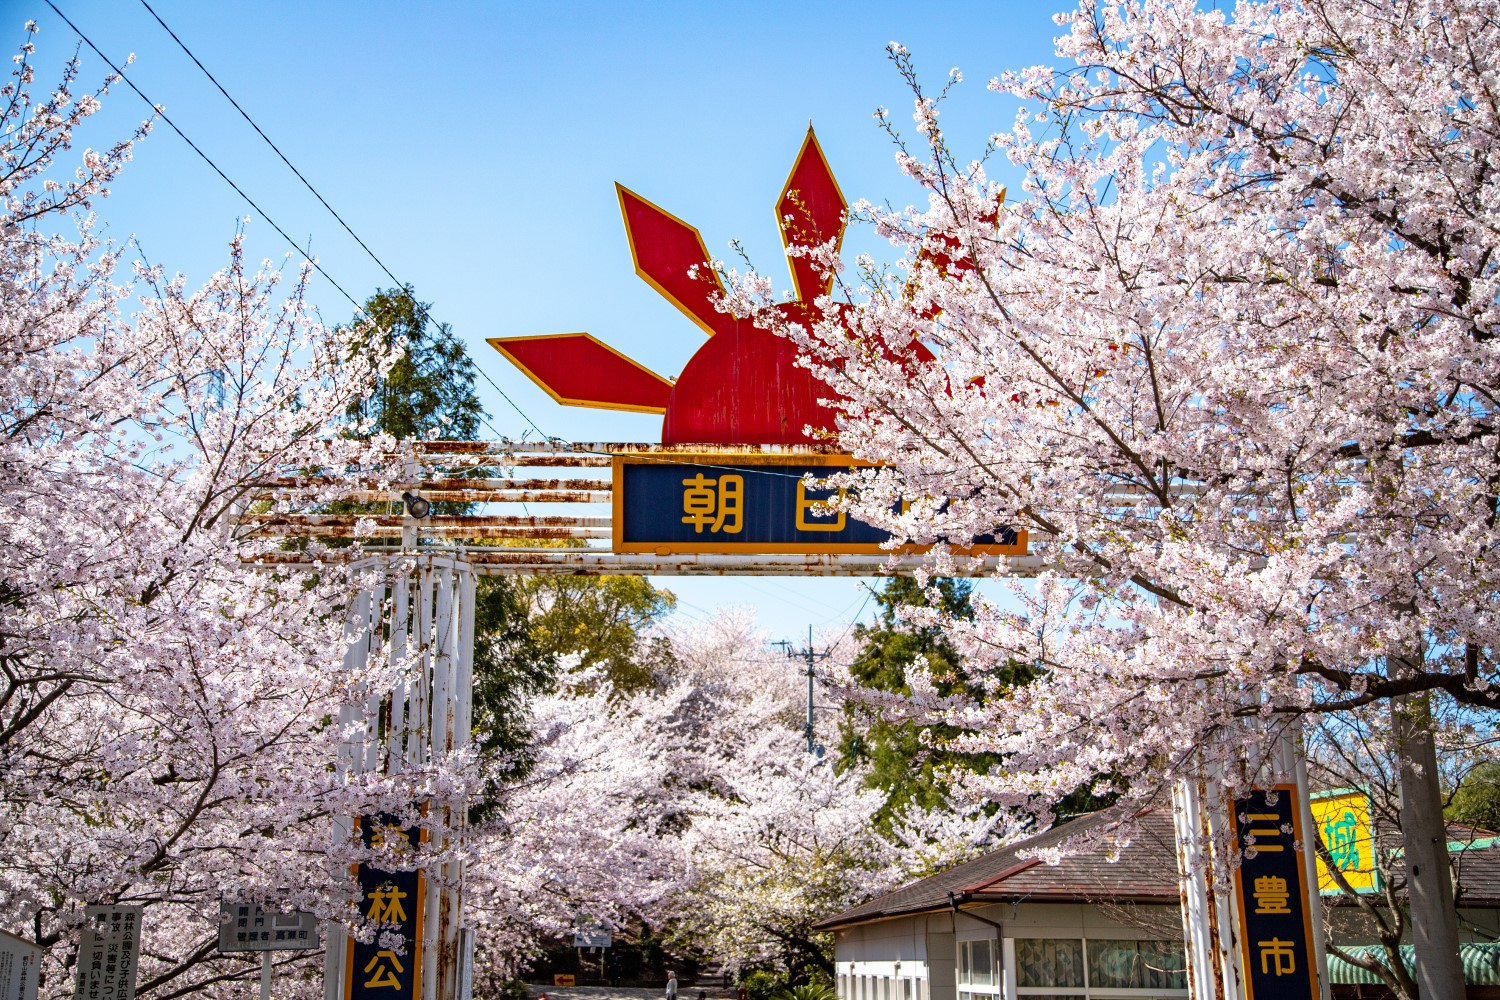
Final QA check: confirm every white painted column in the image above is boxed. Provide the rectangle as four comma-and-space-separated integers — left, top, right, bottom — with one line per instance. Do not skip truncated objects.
328, 558, 474, 1000
1172, 767, 1245, 1000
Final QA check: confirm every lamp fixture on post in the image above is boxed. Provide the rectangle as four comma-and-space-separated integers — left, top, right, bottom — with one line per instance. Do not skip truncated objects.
401, 491, 432, 519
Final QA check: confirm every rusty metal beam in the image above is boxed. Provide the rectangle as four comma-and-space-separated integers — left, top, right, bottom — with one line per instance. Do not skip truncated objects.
236, 441, 1047, 577
247, 545, 1044, 577
258, 477, 610, 492
244, 515, 612, 528
247, 526, 610, 539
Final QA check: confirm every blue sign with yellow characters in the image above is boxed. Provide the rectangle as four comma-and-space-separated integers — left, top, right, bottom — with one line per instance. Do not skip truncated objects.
612, 455, 1026, 555
1233, 785, 1320, 1000
346, 815, 426, 1000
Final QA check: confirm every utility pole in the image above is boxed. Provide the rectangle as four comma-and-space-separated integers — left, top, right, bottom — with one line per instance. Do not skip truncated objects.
775, 626, 830, 756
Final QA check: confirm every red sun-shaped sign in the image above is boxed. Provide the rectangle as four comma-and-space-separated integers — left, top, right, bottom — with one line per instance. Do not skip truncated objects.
490, 126, 864, 446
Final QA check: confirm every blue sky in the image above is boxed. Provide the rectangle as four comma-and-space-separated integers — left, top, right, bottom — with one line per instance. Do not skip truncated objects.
20, 0, 1065, 644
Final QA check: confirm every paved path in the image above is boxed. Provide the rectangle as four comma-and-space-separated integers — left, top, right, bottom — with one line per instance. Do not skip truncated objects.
525, 987, 737, 1000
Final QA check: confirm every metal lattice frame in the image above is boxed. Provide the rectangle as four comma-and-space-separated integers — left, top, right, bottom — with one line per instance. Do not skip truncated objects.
243, 440, 1047, 577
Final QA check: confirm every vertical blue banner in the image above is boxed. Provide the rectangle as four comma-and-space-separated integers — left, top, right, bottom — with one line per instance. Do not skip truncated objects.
1233, 786, 1319, 1000
347, 815, 426, 1000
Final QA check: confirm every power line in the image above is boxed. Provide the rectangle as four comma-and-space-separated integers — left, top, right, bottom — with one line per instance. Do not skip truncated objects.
41, 0, 367, 315
136, 0, 406, 294
131, 0, 553, 443
68, 2, 856, 479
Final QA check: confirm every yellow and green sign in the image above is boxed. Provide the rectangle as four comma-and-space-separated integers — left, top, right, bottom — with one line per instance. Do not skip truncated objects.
1310, 789, 1379, 894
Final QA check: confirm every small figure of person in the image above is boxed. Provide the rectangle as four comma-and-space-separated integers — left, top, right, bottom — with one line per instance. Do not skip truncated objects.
666, 971, 679, 1000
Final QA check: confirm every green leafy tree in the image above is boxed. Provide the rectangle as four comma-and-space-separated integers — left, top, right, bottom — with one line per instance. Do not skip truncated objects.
519, 575, 677, 694
837, 578, 1017, 827
839, 579, 1111, 827
344, 285, 483, 442
1449, 761, 1500, 832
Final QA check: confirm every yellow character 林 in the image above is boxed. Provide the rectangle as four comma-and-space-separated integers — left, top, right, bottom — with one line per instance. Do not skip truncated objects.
366, 885, 408, 924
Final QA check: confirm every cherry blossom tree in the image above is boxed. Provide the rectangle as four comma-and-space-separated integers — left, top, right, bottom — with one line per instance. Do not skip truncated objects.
0, 27, 475, 1000
724, 2, 1500, 995
465, 611, 1014, 984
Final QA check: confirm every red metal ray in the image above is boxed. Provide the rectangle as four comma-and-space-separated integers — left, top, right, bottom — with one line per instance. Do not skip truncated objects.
489, 334, 673, 414
616, 184, 735, 340
777, 125, 847, 303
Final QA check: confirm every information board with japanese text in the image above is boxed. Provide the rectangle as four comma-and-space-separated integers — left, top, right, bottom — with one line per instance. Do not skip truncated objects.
72, 906, 142, 1000
345, 815, 426, 1000
1232, 786, 1319, 1000
0, 929, 41, 1000
1310, 788, 1379, 895
217, 902, 320, 953
613, 456, 1026, 556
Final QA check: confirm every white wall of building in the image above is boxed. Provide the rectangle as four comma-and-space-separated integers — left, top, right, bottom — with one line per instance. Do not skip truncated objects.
832, 903, 1188, 1000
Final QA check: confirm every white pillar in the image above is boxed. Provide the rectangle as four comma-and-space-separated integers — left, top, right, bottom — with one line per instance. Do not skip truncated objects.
328, 557, 474, 1000
1172, 771, 1245, 1000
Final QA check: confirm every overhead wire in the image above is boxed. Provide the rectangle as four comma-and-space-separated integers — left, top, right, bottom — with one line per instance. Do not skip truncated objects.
136, 0, 405, 294
133, 0, 580, 446
41, 0, 368, 315
127, 0, 824, 476
73, 1, 881, 496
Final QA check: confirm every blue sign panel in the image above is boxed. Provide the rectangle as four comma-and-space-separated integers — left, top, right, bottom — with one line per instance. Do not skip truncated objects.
347, 815, 426, 1000
1233, 786, 1320, 1000
613, 456, 1025, 555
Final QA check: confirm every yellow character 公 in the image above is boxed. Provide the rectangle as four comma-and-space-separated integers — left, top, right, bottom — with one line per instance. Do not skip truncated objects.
363, 950, 405, 990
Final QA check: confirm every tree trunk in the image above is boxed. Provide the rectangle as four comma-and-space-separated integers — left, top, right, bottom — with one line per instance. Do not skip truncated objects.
1392, 692, 1466, 1000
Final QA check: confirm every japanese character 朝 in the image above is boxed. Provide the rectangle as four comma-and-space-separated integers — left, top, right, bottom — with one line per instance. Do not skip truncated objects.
363, 950, 405, 990
680, 473, 743, 534
1252, 875, 1292, 915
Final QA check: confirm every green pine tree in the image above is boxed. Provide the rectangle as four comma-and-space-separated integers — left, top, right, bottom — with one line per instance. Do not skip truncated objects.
345, 285, 483, 442
838, 578, 1024, 829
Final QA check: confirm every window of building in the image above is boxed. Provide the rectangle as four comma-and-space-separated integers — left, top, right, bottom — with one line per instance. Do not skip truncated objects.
1013, 938, 1187, 999
957, 938, 999, 1000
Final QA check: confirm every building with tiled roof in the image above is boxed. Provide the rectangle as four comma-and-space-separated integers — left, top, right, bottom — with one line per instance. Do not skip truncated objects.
815, 807, 1500, 1000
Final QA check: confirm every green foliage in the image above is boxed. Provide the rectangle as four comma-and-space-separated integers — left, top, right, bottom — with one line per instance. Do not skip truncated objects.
1449, 761, 1500, 832
470, 576, 558, 788
344, 285, 483, 442
494, 980, 528, 1000
838, 578, 1024, 827
741, 969, 785, 1000
773, 982, 837, 1000
519, 575, 677, 694
838, 578, 1118, 826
